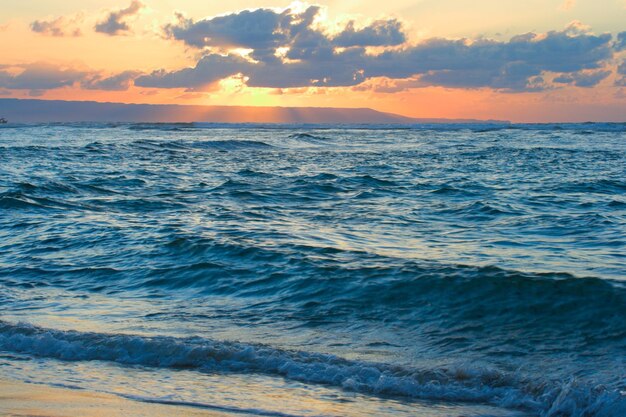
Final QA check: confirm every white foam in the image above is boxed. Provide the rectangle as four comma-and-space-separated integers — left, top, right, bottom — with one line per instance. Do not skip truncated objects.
0, 321, 623, 417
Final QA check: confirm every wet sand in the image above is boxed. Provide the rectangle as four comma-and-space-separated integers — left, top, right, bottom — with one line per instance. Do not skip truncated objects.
0, 379, 233, 417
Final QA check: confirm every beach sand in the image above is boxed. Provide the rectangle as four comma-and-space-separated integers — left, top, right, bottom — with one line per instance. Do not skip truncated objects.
0, 379, 233, 417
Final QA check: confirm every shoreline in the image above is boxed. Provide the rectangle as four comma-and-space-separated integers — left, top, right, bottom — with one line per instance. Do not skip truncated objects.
0, 379, 234, 417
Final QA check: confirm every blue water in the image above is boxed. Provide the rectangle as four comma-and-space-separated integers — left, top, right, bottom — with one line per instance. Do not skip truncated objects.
0, 122, 625, 417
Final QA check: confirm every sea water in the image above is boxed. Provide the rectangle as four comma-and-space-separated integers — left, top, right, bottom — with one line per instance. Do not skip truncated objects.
0, 123, 625, 416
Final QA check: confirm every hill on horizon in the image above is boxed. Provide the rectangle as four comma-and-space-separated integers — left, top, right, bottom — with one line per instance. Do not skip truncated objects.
0, 98, 508, 124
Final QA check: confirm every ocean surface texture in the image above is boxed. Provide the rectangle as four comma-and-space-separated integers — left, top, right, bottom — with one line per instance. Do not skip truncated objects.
0, 123, 625, 417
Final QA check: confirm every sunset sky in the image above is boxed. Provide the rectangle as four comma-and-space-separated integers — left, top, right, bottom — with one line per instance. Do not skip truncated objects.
1, 0, 625, 122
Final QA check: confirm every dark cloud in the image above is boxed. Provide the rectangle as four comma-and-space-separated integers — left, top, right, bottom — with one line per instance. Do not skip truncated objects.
0, 63, 139, 93
21, 5, 618, 94
0, 63, 89, 90
140, 9, 615, 93
616, 61, 626, 86
83, 71, 141, 91
31, 15, 83, 37
95, 0, 144, 36
333, 19, 405, 47
28, 89, 46, 97
614, 31, 626, 51
163, 8, 296, 50
0, 65, 143, 92
0, 64, 139, 93
553, 69, 611, 87
163, 6, 405, 53
137, 55, 252, 90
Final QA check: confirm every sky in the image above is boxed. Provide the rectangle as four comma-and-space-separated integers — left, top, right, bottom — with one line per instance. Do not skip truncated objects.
1, 0, 625, 122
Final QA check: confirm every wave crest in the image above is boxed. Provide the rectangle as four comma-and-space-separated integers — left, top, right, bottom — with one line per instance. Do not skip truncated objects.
1, 321, 624, 416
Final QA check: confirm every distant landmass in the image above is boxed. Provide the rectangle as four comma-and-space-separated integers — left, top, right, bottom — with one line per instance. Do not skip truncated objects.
0, 99, 508, 124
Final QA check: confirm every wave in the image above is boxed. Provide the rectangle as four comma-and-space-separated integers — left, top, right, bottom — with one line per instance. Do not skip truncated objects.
191, 140, 274, 150
0, 321, 623, 417
0, 191, 88, 211
554, 179, 626, 195
129, 139, 190, 152
4, 237, 624, 357
119, 394, 314, 417
287, 133, 333, 144
4, 121, 625, 132
128, 123, 196, 131
436, 201, 522, 218
127, 138, 274, 152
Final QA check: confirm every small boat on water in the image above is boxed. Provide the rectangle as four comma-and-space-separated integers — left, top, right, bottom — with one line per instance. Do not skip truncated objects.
0, 118, 7, 124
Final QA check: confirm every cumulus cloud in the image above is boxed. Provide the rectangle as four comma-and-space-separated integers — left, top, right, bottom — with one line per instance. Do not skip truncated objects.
31, 14, 83, 37
163, 6, 405, 59
616, 61, 626, 86
614, 31, 626, 51
28, 89, 46, 97
0, 63, 90, 90
137, 54, 252, 90
163, 8, 298, 50
18, 4, 618, 95
332, 19, 406, 47
0, 63, 141, 92
83, 71, 141, 91
95, 0, 144, 36
138, 6, 615, 93
553, 69, 612, 87
351, 77, 425, 93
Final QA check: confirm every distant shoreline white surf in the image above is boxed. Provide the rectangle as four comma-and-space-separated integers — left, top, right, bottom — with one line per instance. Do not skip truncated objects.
0, 98, 508, 124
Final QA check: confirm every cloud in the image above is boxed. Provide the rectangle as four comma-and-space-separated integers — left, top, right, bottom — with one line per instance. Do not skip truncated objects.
614, 31, 626, 51
332, 19, 406, 47
553, 69, 612, 87
31, 14, 83, 37
83, 71, 141, 90
559, 0, 576, 11
137, 54, 252, 90
0, 63, 90, 90
163, 8, 297, 50
139, 7, 615, 93
351, 77, 425, 93
28, 89, 46, 97
95, 0, 144, 36
616, 61, 626, 86
0, 63, 139, 93
163, 5, 405, 58
175, 92, 207, 100
15, 4, 620, 96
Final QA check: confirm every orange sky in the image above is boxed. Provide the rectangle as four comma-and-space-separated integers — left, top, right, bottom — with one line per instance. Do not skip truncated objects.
1, 0, 625, 122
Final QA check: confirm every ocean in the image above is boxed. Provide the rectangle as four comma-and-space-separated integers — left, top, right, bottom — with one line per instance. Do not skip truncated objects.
0, 122, 624, 417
